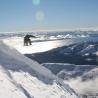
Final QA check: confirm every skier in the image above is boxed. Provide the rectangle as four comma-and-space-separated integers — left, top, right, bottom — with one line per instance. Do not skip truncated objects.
24, 34, 36, 46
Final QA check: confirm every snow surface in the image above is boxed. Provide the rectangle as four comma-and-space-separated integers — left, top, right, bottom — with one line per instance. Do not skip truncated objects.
0, 40, 80, 98
2, 36, 98, 54
3, 37, 67, 54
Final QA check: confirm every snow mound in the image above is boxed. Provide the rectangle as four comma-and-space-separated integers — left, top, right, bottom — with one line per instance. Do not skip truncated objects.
0, 41, 80, 98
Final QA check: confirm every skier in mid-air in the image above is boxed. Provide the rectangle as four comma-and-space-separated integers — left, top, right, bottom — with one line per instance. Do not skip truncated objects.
24, 34, 36, 46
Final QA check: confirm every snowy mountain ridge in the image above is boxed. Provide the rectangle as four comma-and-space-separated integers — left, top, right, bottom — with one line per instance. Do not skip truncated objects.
43, 63, 98, 80
43, 63, 98, 96
0, 40, 80, 98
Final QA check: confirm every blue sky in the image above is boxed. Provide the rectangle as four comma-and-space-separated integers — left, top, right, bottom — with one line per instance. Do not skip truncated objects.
0, 0, 98, 32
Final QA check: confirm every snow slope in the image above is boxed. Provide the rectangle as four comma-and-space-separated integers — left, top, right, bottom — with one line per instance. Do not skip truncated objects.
0, 41, 80, 98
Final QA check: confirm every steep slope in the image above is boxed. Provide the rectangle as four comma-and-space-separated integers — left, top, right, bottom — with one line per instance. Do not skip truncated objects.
0, 41, 80, 98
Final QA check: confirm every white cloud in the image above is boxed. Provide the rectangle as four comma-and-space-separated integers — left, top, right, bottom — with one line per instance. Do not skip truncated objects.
65, 77, 98, 95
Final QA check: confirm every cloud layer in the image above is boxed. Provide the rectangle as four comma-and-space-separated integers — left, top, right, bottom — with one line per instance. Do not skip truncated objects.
65, 77, 98, 95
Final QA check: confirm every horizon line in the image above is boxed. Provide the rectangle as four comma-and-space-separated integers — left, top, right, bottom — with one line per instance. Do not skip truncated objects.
0, 28, 98, 33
